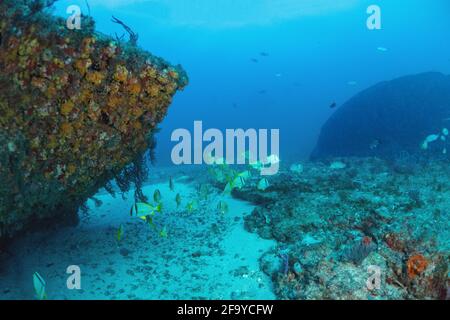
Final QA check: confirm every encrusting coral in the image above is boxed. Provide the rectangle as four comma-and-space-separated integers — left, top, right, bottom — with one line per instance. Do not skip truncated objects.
237, 157, 449, 300
0, 1, 188, 241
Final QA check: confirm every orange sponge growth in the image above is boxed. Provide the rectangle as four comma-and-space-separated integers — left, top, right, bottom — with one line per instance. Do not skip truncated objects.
0, 1, 188, 240
407, 254, 429, 279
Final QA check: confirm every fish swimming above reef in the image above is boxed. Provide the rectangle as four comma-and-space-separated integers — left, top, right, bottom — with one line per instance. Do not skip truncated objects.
140, 215, 155, 228
329, 102, 337, 109
370, 139, 381, 150
257, 178, 270, 191
33, 272, 47, 300
132, 202, 162, 218
135, 203, 162, 229
186, 200, 198, 213
153, 189, 162, 203
217, 201, 229, 214
223, 175, 246, 194
421, 134, 440, 150
330, 161, 347, 170
175, 193, 182, 208
169, 177, 175, 192
159, 226, 168, 238
117, 224, 124, 242
238, 170, 251, 179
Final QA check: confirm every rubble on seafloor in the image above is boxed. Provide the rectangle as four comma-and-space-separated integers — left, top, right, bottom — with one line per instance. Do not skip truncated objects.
233, 157, 449, 299
0, 1, 188, 242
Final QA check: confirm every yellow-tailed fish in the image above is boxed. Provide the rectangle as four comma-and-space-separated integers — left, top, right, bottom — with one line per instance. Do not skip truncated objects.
175, 193, 182, 208
146, 215, 156, 228
223, 182, 233, 194
186, 200, 197, 213
160, 226, 168, 238
198, 184, 210, 200
136, 202, 162, 218
130, 202, 138, 217
117, 224, 124, 242
232, 176, 246, 189
129, 204, 134, 216
33, 272, 47, 300
257, 178, 270, 191
153, 189, 162, 203
238, 170, 251, 179
154, 202, 163, 213
217, 201, 229, 214
169, 177, 175, 192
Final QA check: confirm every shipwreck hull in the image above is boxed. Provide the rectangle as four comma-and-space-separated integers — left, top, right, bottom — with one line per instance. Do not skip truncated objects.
0, 1, 188, 241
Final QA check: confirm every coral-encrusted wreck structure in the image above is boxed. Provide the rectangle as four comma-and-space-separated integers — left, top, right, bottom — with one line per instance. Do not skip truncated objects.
0, 1, 188, 242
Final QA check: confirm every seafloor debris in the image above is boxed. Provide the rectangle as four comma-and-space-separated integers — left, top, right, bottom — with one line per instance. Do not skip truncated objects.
238, 157, 449, 299
0, 1, 188, 241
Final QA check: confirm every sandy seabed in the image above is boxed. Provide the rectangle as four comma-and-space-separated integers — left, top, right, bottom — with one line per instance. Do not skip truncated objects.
0, 167, 275, 300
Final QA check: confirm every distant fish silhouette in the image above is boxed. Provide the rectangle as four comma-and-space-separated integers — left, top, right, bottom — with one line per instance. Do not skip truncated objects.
370, 139, 381, 150
329, 102, 337, 109
259, 90, 267, 94
251, 58, 259, 63
260, 52, 269, 57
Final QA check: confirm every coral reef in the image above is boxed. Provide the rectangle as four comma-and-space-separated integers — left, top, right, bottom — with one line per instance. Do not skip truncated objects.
0, 1, 188, 241
238, 157, 449, 299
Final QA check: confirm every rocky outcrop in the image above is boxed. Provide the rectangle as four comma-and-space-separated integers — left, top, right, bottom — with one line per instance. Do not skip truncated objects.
0, 1, 188, 241
311, 72, 450, 159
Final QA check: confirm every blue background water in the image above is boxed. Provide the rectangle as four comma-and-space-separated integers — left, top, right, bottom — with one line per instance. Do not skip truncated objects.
54, 0, 450, 165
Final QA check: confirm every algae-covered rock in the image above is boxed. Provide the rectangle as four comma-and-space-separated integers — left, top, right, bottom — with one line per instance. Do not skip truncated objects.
239, 158, 449, 299
311, 72, 450, 159
0, 1, 188, 241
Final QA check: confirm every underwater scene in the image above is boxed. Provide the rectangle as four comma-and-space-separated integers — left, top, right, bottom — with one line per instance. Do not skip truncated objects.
0, 0, 449, 302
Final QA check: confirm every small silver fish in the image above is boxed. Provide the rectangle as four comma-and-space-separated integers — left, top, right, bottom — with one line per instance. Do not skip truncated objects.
175, 193, 181, 208
153, 189, 162, 203
169, 177, 175, 192
370, 139, 380, 150
217, 201, 229, 214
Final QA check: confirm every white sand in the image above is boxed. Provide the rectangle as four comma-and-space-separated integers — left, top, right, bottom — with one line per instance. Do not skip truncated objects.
1, 171, 275, 300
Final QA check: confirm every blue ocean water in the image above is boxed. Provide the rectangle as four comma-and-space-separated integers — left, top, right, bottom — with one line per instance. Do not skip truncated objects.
1, 0, 450, 301
53, 0, 450, 163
